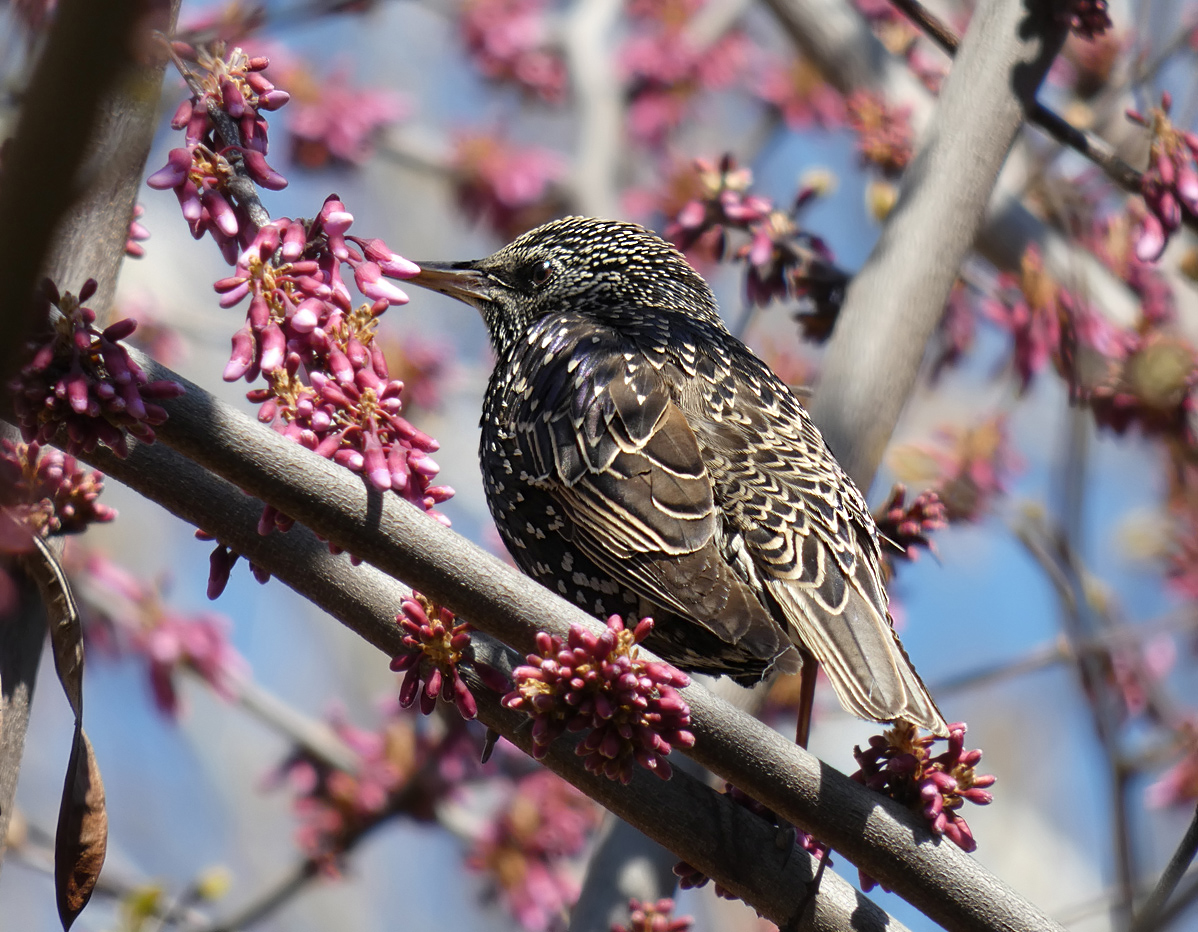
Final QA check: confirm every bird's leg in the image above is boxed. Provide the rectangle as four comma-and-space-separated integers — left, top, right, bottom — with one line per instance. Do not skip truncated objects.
794, 654, 818, 749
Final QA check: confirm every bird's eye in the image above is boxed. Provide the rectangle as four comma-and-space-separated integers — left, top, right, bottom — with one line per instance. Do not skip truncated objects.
529, 259, 553, 288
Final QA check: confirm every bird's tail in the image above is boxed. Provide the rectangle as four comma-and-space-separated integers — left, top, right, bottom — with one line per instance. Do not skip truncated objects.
767, 575, 948, 735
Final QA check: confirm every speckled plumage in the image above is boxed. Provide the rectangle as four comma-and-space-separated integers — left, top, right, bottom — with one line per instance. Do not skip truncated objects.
411, 217, 947, 734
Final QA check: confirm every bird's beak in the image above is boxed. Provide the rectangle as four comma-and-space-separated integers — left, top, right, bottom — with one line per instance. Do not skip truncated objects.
408, 261, 494, 309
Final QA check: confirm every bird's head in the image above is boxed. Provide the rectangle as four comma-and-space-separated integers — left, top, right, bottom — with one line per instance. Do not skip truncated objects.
408, 217, 722, 351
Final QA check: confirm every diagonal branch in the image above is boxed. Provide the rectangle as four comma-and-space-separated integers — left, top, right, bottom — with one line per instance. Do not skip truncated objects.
809, 0, 1069, 487
41, 341, 1071, 932
71, 421, 903, 932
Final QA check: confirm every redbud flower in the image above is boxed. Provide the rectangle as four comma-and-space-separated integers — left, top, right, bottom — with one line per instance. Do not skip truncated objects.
391, 593, 490, 720
80, 553, 248, 718
891, 417, 1020, 521
125, 203, 150, 258
270, 708, 465, 871
147, 43, 290, 252
0, 441, 116, 537
874, 484, 947, 573
453, 132, 567, 241
460, 0, 568, 103
754, 56, 845, 129
846, 90, 914, 177
502, 616, 694, 783
612, 898, 694, 932
467, 770, 601, 932
10, 279, 184, 458
1067, 0, 1112, 38
1146, 722, 1198, 808
1127, 93, 1198, 263
286, 69, 407, 168
620, 28, 749, 148
851, 721, 994, 890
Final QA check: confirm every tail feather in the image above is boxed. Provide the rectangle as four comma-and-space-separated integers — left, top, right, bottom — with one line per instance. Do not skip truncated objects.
767, 574, 948, 735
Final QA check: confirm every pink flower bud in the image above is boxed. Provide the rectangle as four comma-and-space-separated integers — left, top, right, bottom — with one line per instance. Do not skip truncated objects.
220, 77, 247, 118
243, 150, 288, 190
146, 147, 194, 189
224, 326, 255, 381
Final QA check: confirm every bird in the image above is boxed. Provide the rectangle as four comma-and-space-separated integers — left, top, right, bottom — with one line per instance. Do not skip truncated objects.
409, 216, 948, 736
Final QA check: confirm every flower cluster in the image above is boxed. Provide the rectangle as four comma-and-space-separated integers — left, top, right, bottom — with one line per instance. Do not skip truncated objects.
890, 416, 1019, 522
984, 245, 1067, 392
285, 68, 407, 168
664, 156, 847, 324
10, 279, 185, 458
1078, 331, 1198, 444
1086, 213, 1175, 328
271, 709, 452, 870
846, 90, 914, 177
620, 10, 749, 149
391, 593, 505, 720
79, 553, 248, 717
125, 204, 150, 258
930, 282, 978, 379
453, 132, 567, 240
1147, 722, 1198, 808
502, 616, 694, 783
753, 55, 845, 130
1127, 93, 1198, 262
851, 721, 994, 890
217, 197, 452, 517
147, 43, 290, 259
674, 783, 827, 900
459, 0, 567, 103
0, 440, 116, 537
1068, 0, 1112, 39
612, 898, 693, 932
874, 484, 948, 573
467, 770, 601, 932
851, 0, 947, 92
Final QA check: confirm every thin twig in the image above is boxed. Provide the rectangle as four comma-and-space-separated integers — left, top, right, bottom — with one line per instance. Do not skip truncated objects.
1131, 804, 1198, 932
887, 0, 1167, 202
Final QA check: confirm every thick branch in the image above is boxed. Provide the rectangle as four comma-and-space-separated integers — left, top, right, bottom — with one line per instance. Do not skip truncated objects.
809, 0, 1068, 487
54, 348, 1070, 932
0, 566, 48, 869
74, 428, 902, 932
0, 0, 179, 870
0, 0, 168, 385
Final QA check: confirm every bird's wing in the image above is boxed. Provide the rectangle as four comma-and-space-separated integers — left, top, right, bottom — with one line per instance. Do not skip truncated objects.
506, 316, 790, 664
683, 346, 948, 734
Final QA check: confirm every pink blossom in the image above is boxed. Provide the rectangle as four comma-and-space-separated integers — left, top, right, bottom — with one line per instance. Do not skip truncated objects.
1127, 94, 1198, 263
0, 440, 117, 537
460, 0, 567, 103
503, 616, 694, 783
453, 133, 566, 240
754, 56, 845, 129
852, 722, 994, 890
286, 70, 407, 167
467, 771, 601, 931
847, 90, 914, 177
9, 279, 184, 458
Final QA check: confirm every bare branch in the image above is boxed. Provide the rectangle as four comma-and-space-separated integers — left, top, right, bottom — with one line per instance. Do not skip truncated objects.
810, 0, 1069, 486
1132, 804, 1198, 932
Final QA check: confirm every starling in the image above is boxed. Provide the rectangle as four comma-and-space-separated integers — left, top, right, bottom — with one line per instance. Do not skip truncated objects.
411, 217, 947, 735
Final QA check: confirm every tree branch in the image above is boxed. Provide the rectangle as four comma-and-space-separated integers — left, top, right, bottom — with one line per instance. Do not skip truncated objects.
810, 0, 1069, 487
70, 420, 905, 932
37, 344, 1072, 932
